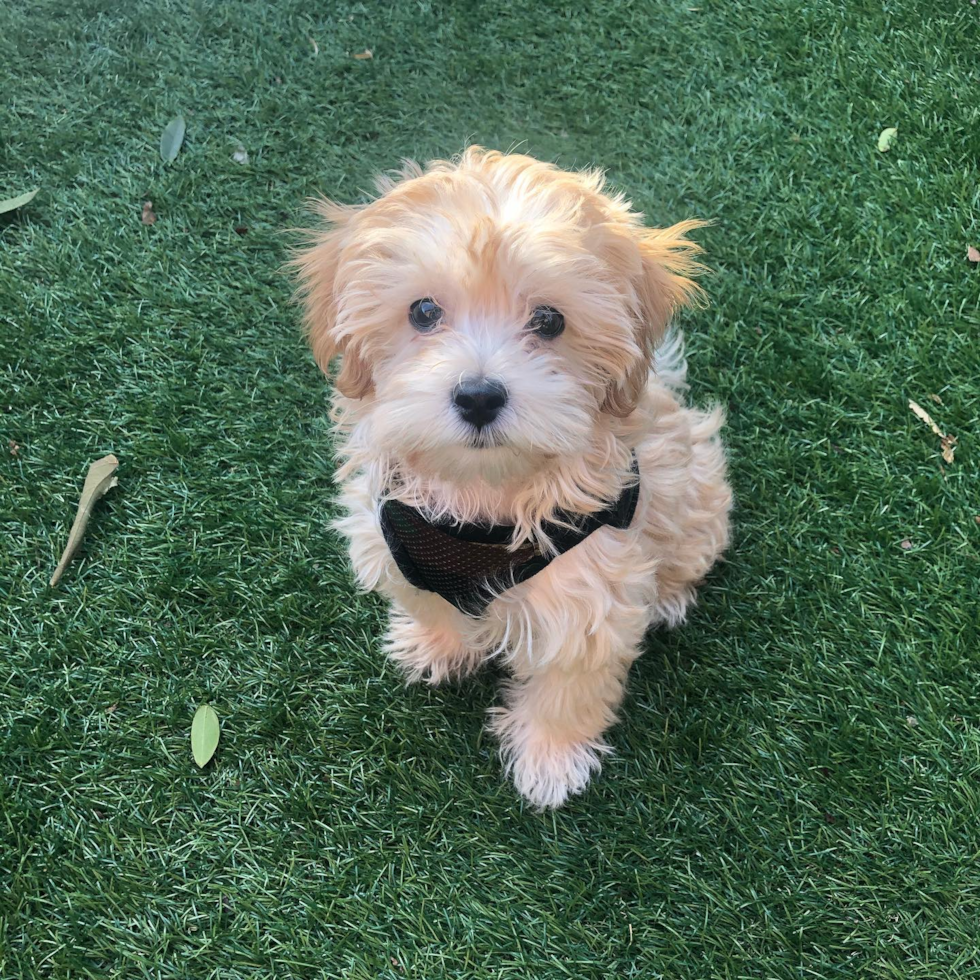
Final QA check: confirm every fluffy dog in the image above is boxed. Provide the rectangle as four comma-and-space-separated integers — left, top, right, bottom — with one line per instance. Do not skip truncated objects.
294, 148, 731, 808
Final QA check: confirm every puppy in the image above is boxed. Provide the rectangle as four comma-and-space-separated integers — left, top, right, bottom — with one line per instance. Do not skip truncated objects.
294, 148, 731, 808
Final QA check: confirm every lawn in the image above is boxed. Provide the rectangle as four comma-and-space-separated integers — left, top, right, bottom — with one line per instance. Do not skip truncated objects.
2, 1, 979, 977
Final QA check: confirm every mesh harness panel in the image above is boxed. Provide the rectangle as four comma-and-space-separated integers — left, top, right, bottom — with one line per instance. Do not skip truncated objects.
380, 453, 640, 616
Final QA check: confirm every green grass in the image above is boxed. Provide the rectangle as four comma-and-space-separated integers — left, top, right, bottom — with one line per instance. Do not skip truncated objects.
2, 1, 979, 977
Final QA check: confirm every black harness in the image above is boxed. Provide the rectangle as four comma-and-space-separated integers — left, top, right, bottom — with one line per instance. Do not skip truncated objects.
380, 454, 640, 616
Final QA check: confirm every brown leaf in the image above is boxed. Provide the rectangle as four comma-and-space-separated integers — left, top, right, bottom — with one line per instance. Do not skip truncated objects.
928, 393, 942, 404
968, 245, 980, 263
900, 538, 912, 550
141, 201, 157, 225
234, 225, 248, 235
353, 48, 373, 59
50, 454, 120, 586
941, 434, 957, 465
105, 703, 117, 713
8, 438, 19, 456
909, 399, 944, 438
908, 399, 956, 464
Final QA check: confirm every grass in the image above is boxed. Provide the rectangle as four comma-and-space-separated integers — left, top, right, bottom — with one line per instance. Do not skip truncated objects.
1, 0, 979, 976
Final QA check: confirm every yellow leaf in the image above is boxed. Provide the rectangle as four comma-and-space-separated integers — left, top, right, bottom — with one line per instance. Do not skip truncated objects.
877, 127, 898, 152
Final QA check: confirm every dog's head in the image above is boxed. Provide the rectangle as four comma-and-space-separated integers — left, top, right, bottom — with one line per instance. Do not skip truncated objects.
294, 148, 704, 482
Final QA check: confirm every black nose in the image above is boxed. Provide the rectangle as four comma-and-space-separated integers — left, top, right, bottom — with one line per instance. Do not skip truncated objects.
452, 377, 508, 429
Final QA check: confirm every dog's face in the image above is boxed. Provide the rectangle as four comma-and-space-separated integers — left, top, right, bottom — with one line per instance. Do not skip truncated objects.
295, 149, 703, 483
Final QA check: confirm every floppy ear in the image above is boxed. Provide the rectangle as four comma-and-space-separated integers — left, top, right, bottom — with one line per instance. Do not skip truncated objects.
602, 219, 707, 418
291, 201, 374, 399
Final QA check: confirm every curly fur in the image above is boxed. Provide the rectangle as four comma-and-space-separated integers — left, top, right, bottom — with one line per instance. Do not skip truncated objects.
293, 148, 731, 808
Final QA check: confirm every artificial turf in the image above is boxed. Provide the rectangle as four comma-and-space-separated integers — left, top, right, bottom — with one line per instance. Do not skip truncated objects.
1, 1, 979, 977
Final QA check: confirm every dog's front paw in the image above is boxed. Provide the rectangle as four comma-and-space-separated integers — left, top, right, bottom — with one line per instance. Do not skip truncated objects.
490, 708, 610, 809
384, 611, 482, 685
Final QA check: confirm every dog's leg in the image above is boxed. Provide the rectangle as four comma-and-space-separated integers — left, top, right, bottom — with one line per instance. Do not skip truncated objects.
384, 601, 485, 685
490, 623, 640, 808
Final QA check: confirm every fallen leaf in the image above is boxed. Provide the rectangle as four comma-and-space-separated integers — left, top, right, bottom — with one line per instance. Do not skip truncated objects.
160, 116, 186, 163
309, 36, 319, 56
909, 399, 943, 438
141, 201, 156, 225
8, 439, 19, 456
929, 393, 942, 404
975, 516, 980, 525
234, 225, 248, 235
191, 704, 220, 768
353, 48, 373, 59
900, 538, 912, 550
232, 146, 249, 165
941, 434, 957, 465
909, 399, 957, 464
105, 703, 117, 713
50, 454, 119, 586
877, 127, 898, 152
968, 245, 980, 263
906, 715, 918, 727
0, 187, 39, 215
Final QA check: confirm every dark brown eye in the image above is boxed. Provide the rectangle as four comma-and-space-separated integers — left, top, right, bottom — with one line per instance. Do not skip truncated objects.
409, 298, 443, 332
528, 306, 565, 338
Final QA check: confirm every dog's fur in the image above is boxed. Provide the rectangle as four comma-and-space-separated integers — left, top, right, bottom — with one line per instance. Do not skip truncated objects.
294, 148, 731, 808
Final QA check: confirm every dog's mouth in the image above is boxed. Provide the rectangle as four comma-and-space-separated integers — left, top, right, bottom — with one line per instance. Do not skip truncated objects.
467, 427, 505, 450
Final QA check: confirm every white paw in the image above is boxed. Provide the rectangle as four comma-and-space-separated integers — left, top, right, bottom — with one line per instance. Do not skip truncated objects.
490, 709, 610, 808
384, 612, 482, 685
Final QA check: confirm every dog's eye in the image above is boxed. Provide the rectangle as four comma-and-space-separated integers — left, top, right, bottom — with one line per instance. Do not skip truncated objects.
528, 306, 565, 339
408, 298, 443, 333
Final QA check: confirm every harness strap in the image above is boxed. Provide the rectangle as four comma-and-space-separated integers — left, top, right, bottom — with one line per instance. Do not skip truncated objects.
379, 453, 640, 616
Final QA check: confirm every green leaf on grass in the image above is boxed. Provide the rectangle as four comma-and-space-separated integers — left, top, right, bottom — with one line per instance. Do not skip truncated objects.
191, 704, 220, 767
160, 116, 186, 162
877, 127, 898, 152
0, 188, 39, 215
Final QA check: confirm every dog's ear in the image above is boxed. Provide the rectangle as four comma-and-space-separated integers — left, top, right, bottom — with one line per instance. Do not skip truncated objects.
292, 200, 374, 399
602, 220, 707, 418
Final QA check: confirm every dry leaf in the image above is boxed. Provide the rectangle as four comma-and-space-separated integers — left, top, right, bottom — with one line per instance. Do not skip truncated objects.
900, 538, 912, 550
353, 48, 373, 59
929, 393, 942, 404
909, 399, 956, 464
50, 454, 119, 586
309, 36, 319, 56
232, 146, 249, 165
234, 225, 248, 235
141, 201, 156, 225
8, 439, 19, 456
105, 703, 117, 713
967, 245, 980, 263
906, 715, 918, 727
941, 434, 957, 464
909, 400, 943, 438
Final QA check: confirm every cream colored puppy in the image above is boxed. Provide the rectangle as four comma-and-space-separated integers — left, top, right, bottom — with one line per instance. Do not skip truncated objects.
294, 148, 731, 808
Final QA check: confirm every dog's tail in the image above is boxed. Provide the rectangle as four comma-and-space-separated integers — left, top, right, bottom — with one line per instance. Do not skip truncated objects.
653, 328, 689, 393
